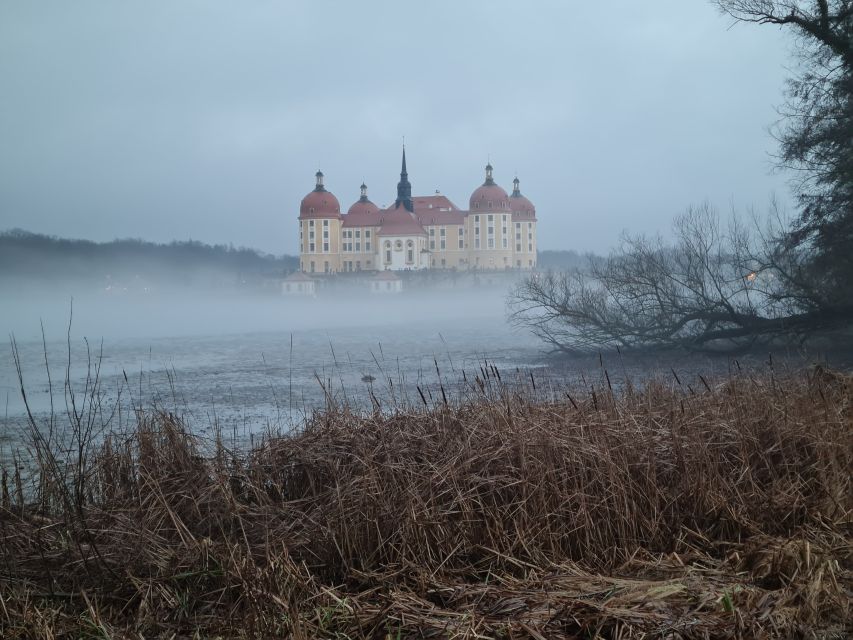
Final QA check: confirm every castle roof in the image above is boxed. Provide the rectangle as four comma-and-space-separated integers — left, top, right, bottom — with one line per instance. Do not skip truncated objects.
299, 171, 341, 219
509, 177, 537, 221
469, 163, 511, 212
377, 208, 428, 236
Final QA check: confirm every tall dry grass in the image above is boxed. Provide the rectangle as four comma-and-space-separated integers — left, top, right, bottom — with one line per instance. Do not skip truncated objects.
1, 367, 851, 638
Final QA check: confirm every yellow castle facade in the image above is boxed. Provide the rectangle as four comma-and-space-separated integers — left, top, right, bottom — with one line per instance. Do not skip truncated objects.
297, 149, 537, 274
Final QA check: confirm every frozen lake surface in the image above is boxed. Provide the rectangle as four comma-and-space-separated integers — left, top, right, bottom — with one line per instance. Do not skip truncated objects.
1, 289, 547, 454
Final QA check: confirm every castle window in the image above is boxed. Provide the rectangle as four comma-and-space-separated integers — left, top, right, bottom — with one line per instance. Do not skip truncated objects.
394, 240, 403, 251
475, 239, 480, 249
366, 241, 371, 252
459, 236, 464, 249
324, 261, 329, 273
365, 230, 371, 238
430, 239, 435, 250
516, 243, 521, 252
323, 242, 329, 252
429, 228, 435, 236
309, 242, 315, 252
440, 238, 446, 250
488, 214, 493, 222
309, 220, 314, 227
488, 238, 495, 249
528, 243, 533, 252
323, 220, 329, 227
502, 238, 508, 249
439, 228, 445, 236
474, 215, 480, 223
355, 230, 360, 238
355, 241, 360, 251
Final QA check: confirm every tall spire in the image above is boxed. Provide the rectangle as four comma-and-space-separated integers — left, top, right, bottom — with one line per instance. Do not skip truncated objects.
512, 176, 521, 197
359, 182, 369, 202
315, 170, 325, 192
395, 145, 413, 212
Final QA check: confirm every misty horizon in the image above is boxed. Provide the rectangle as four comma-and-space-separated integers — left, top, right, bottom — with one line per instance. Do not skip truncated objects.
0, 1, 794, 255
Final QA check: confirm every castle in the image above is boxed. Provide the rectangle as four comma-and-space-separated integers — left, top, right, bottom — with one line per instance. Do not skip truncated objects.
297, 148, 537, 274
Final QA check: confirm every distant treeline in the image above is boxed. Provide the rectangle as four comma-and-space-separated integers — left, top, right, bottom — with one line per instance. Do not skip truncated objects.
0, 229, 298, 288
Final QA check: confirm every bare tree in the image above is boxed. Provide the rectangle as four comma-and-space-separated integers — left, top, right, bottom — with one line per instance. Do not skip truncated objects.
714, 1, 853, 304
509, 203, 844, 354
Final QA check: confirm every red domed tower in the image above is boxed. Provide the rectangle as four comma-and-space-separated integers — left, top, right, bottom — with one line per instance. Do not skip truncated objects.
298, 170, 342, 274
509, 176, 536, 220
468, 163, 511, 212
340, 183, 381, 272
346, 183, 379, 218
509, 176, 537, 269
466, 163, 514, 269
299, 170, 341, 219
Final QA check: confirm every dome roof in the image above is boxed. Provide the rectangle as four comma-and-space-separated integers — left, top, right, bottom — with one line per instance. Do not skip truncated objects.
469, 183, 510, 212
344, 183, 380, 226
509, 177, 536, 220
347, 199, 379, 216
509, 195, 535, 213
299, 171, 341, 219
469, 163, 511, 212
299, 189, 341, 218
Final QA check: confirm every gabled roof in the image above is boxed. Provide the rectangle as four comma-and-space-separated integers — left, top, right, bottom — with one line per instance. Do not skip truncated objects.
342, 206, 380, 227
377, 207, 428, 236
412, 195, 466, 226
412, 195, 461, 212
417, 210, 467, 226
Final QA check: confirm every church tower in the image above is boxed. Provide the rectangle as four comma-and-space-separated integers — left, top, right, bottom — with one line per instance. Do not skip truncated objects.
394, 146, 414, 212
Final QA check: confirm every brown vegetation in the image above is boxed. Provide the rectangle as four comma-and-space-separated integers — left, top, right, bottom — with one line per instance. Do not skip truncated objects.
1, 368, 851, 638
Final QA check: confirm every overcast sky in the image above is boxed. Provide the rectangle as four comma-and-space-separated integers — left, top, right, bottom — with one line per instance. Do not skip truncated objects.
0, 1, 794, 254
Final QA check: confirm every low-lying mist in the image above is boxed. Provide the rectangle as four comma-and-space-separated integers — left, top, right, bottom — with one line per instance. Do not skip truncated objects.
2, 277, 517, 343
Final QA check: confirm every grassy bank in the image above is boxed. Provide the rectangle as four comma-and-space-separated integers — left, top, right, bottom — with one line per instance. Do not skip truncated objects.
1, 368, 851, 638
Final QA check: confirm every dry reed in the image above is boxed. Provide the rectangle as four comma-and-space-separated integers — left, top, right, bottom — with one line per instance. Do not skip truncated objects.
1, 368, 850, 638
